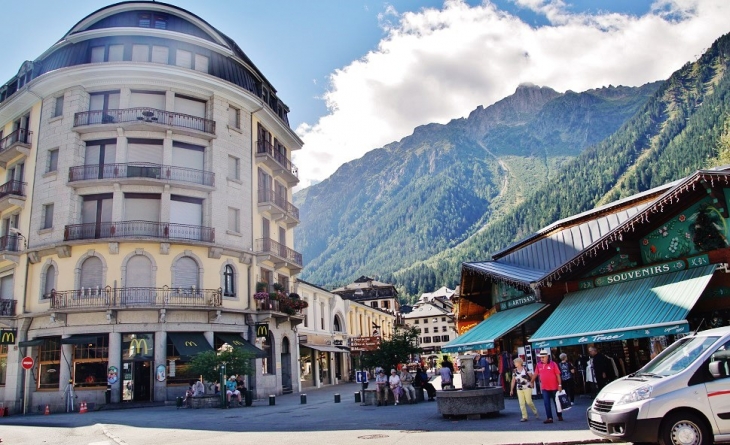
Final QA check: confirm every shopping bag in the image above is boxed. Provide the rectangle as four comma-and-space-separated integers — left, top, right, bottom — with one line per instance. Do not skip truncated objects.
555, 390, 571, 412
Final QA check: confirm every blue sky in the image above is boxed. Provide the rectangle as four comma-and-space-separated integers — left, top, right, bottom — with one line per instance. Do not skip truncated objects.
1, 1, 728, 188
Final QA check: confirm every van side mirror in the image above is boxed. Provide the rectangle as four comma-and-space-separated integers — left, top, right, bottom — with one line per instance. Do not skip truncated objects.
709, 359, 728, 379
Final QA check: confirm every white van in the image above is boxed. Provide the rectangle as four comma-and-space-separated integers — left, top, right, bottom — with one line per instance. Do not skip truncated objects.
586, 325, 730, 445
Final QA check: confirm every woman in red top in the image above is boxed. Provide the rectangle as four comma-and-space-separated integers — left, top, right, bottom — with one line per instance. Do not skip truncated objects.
531, 351, 563, 423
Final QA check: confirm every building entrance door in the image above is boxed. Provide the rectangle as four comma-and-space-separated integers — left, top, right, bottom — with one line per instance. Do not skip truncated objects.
122, 361, 152, 402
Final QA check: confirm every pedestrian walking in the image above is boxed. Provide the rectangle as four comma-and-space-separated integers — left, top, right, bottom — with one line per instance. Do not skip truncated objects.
509, 357, 539, 422
476, 353, 490, 387
558, 353, 575, 404
588, 346, 614, 392
531, 351, 563, 423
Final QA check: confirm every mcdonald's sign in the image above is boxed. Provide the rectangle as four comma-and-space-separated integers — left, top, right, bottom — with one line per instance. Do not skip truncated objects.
0, 329, 16, 345
231, 339, 245, 346
184, 340, 197, 347
255, 323, 269, 338
129, 338, 149, 356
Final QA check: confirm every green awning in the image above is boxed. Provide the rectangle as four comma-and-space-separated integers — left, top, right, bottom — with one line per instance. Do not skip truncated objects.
442, 303, 548, 353
61, 335, 100, 345
216, 333, 266, 358
18, 339, 43, 347
168, 332, 213, 359
530, 265, 715, 348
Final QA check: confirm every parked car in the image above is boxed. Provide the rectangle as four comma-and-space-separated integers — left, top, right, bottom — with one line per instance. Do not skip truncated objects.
586, 325, 730, 445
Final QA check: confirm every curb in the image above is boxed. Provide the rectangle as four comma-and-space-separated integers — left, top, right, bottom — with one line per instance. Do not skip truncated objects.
500, 440, 612, 445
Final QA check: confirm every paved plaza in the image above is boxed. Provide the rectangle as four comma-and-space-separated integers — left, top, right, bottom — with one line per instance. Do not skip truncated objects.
0, 381, 617, 445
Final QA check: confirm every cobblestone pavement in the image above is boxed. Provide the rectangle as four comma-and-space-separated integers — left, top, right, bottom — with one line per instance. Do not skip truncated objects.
0, 381, 623, 445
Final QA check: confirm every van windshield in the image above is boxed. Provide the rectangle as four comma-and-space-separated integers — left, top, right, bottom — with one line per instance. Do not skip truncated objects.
639, 335, 720, 377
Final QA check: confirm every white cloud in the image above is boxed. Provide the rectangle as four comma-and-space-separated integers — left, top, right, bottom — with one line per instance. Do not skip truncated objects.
294, 0, 730, 189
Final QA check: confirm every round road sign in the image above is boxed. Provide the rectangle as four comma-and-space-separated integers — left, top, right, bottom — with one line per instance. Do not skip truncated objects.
21, 356, 34, 370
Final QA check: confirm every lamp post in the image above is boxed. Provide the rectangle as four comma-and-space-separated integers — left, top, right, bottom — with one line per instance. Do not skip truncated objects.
219, 363, 226, 408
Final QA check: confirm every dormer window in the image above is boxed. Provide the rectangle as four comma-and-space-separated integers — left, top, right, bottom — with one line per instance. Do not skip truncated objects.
139, 13, 167, 30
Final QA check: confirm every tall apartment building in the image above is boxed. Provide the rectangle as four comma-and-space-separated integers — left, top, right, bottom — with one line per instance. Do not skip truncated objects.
0, 2, 303, 412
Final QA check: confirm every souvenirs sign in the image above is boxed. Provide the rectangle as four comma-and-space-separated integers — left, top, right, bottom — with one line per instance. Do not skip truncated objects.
350, 336, 380, 352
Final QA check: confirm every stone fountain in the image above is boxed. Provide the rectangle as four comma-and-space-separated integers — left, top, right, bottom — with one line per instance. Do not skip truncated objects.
436, 354, 504, 419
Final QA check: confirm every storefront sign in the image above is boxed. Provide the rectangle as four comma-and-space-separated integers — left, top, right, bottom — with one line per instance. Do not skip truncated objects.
255, 323, 269, 338
155, 364, 166, 382
593, 260, 685, 287
107, 366, 119, 385
168, 360, 176, 377
0, 329, 16, 344
333, 340, 343, 346
498, 294, 536, 311
531, 322, 689, 348
687, 254, 710, 268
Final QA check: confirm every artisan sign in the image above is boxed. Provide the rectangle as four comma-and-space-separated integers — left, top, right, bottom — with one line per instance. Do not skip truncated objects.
585, 260, 685, 288
350, 336, 380, 352
498, 294, 536, 311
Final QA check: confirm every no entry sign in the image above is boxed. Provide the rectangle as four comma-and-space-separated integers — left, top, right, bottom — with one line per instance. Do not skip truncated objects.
21, 356, 34, 370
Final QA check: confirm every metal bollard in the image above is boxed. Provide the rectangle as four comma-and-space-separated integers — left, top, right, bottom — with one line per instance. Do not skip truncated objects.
334, 393, 340, 403
354, 392, 361, 403
269, 395, 275, 406
301, 394, 307, 404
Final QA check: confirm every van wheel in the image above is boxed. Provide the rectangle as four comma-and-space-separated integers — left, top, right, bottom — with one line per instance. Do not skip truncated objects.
659, 412, 709, 445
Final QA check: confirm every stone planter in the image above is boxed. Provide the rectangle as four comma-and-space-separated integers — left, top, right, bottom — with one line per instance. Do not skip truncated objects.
190, 395, 221, 409
437, 387, 504, 419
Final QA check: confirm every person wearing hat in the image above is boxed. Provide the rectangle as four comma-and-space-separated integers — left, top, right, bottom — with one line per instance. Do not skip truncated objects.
375, 368, 389, 406
226, 375, 242, 407
389, 368, 403, 405
531, 351, 563, 423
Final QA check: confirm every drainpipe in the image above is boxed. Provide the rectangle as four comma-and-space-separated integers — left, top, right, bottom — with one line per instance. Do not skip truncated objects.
249, 103, 263, 305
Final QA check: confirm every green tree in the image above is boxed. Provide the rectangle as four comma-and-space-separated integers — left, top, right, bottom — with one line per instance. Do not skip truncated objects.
188, 347, 254, 384
361, 326, 422, 371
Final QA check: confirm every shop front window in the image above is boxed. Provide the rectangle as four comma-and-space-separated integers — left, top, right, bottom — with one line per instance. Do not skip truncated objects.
261, 333, 274, 375
38, 337, 61, 389
299, 347, 314, 387
166, 337, 198, 386
0, 344, 7, 385
73, 335, 109, 388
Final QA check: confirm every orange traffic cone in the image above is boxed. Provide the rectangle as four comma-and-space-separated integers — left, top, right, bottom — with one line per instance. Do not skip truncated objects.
79, 402, 87, 414
44, 405, 50, 415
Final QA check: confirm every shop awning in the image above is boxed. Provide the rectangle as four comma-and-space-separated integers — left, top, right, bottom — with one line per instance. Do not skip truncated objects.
61, 335, 99, 345
306, 344, 345, 353
442, 303, 548, 353
168, 332, 213, 359
18, 339, 43, 347
216, 333, 266, 358
530, 265, 716, 348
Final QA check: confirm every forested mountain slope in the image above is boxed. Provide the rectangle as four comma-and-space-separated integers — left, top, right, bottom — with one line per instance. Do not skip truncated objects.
387, 32, 730, 299
295, 74, 662, 293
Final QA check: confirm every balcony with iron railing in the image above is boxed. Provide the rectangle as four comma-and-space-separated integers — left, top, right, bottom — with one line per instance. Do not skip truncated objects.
257, 189, 299, 227
254, 237, 302, 273
0, 128, 31, 165
64, 221, 215, 243
68, 163, 215, 189
0, 234, 20, 253
49, 286, 222, 310
0, 299, 16, 316
73, 107, 216, 138
255, 140, 299, 185
0, 180, 26, 211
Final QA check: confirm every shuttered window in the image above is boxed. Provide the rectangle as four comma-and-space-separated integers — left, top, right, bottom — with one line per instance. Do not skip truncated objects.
174, 95, 205, 118
127, 139, 163, 164
126, 255, 152, 288
228, 156, 239, 180
0, 275, 13, 299
85, 141, 116, 166
80, 257, 103, 289
89, 92, 120, 112
228, 107, 239, 128
108, 45, 124, 62
173, 257, 198, 289
171, 142, 204, 170
132, 45, 149, 62
124, 194, 160, 222
151, 46, 169, 64
44, 265, 56, 298
129, 91, 165, 109
91, 47, 105, 63
170, 196, 202, 226
175, 50, 192, 69
194, 54, 209, 73
228, 207, 239, 232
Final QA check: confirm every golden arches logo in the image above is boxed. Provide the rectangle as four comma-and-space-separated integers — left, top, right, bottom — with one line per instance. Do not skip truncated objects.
184, 341, 197, 347
129, 338, 149, 356
0, 330, 15, 344
232, 340, 245, 346
256, 324, 269, 338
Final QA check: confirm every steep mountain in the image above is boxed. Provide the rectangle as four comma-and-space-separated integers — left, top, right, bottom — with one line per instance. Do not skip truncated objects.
388, 32, 730, 297
295, 77, 661, 291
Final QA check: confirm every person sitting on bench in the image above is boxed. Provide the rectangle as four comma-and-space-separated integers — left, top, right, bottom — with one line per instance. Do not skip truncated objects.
226, 376, 242, 406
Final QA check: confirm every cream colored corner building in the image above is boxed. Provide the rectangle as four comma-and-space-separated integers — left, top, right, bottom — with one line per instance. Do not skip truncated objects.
0, 2, 305, 413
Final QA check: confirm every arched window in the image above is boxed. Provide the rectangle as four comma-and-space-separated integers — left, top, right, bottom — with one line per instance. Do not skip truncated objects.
333, 315, 342, 332
43, 265, 56, 299
223, 265, 235, 297
261, 333, 275, 375
173, 256, 199, 289
80, 256, 103, 291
